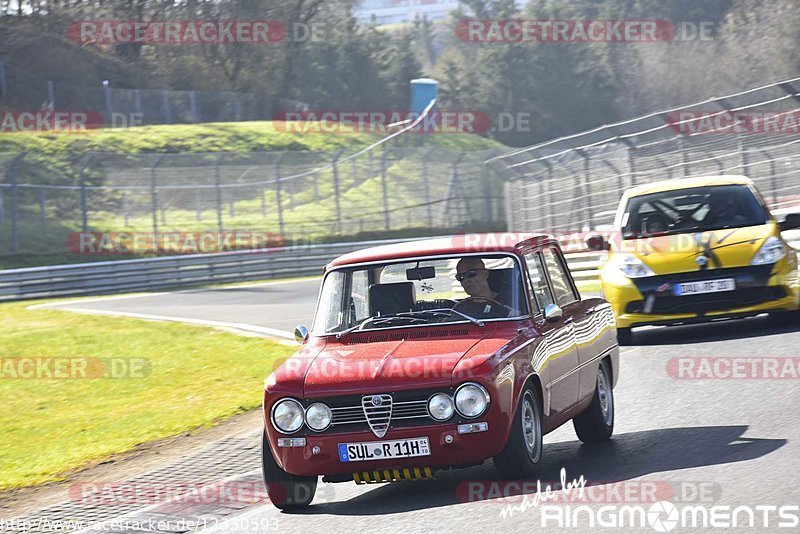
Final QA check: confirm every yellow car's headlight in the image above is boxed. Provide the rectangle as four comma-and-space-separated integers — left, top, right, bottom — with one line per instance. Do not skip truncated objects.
751, 236, 787, 265
615, 254, 655, 278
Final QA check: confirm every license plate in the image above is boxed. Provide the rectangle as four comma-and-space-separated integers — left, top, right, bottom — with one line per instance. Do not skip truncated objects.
338, 437, 430, 462
675, 278, 736, 296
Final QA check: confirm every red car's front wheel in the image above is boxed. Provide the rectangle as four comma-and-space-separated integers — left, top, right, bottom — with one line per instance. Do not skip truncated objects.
493, 386, 543, 479
261, 432, 317, 509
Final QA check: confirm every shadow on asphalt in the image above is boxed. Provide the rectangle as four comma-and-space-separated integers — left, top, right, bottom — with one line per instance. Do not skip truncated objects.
288, 425, 785, 515
631, 314, 800, 346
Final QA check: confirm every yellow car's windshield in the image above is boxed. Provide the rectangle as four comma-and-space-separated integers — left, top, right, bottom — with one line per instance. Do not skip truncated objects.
621, 185, 770, 239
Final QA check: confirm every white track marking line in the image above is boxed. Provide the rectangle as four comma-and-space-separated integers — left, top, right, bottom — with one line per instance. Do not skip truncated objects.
51, 307, 297, 341
27, 277, 320, 311
27, 292, 171, 310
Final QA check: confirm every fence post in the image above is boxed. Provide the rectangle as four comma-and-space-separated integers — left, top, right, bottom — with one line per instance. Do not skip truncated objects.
332, 150, 344, 234
579, 151, 594, 231
162, 90, 172, 124
134, 89, 142, 116
275, 153, 285, 237
104, 84, 113, 121
9, 152, 26, 254
680, 137, 691, 177
260, 188, 267, 217
421, 148, 433, 227
38, 189, 45, 222
150, 155, 164, 241
628, 147, 637, 187
738, 136, 751, 177
195, 189, 202, 221
189, 91, 198, 123
79, 152, 94, 233
214, 156, 223, 239
47, 80, 55, 108
0, 190, 4, 224
483, 162, 494, 223
0, 60, 6, 97
380, 146, 390, 230
122, 191, 130, 226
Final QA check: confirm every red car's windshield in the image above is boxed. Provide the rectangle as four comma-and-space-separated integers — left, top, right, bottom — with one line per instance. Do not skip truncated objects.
312, 254, 529, 335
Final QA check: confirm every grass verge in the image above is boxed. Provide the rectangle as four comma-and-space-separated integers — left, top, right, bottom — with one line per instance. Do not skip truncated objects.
0, 301, 295, 491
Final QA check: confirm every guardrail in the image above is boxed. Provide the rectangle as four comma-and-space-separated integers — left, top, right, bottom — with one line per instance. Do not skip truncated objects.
0, 237, 603, 302
3, 231, 798, 302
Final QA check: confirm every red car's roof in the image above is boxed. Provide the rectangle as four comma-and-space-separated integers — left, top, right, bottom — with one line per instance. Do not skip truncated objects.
327, 233, 550, 269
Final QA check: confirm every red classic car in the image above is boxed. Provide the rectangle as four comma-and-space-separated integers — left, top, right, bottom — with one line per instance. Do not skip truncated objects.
262, 234, 620, 509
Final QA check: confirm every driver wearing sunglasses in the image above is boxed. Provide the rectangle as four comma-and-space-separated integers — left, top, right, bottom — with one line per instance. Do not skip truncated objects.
454, 258, 516, 318
455, 258, 496, 299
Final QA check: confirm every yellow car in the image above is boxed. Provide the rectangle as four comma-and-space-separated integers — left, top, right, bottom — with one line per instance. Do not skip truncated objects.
589, 176, 800, 345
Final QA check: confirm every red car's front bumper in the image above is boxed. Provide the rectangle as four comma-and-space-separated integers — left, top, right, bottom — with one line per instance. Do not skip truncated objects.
267, 421, 509, 477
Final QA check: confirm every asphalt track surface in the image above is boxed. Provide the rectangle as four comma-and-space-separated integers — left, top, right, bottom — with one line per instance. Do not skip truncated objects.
45, 280, 800, 534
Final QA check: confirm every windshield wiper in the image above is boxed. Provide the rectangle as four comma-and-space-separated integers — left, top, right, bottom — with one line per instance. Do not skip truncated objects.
405, 308, 485, 327
335, 316, 376, 339
334, 314, 428, 339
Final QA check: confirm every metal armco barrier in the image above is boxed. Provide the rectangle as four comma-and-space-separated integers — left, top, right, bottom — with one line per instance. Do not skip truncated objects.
6, 232, 796, 302
0, 238, 604, 302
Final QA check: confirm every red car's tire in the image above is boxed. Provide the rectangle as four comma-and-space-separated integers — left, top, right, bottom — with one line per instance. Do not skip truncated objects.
573, 359, 614, 443
493, 386, 543, 479
261, 432, 317, 509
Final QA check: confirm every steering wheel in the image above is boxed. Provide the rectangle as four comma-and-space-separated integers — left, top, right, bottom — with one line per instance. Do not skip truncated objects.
453, 296, 514, 317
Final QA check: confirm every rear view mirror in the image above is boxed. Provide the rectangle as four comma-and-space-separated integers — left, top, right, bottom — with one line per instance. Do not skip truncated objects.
406, 266, 436, 280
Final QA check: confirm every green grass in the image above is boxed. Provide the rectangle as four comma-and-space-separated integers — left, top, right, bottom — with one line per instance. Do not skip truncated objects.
0, 301, 296, 491
0, 121, 501, 157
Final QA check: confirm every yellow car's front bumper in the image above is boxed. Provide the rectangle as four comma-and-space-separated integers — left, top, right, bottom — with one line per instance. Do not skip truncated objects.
600, 258, 800, 329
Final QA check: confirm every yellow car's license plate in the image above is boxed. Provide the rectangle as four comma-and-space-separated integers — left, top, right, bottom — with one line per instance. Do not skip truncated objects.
675, 278, 736, 296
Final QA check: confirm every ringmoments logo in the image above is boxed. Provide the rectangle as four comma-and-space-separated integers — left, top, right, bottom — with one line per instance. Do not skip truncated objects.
539, 502, 800, 531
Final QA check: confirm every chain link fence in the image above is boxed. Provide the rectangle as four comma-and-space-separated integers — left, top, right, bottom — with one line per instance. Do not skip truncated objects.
0, 145, 506, 257
0, 61, 304, 124
489, 76, 800, 232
